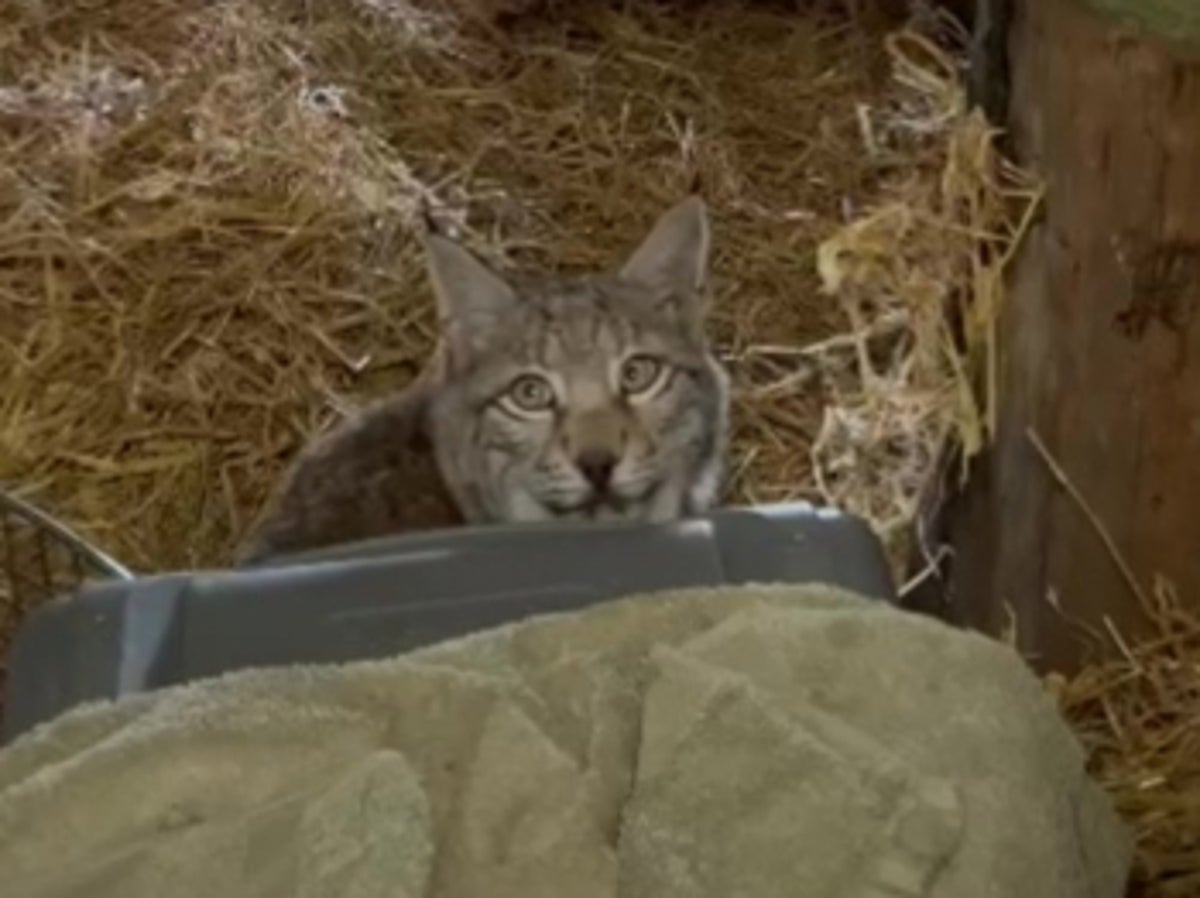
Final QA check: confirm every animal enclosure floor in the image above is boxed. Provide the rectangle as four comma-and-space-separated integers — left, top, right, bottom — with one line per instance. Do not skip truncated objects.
0, 0, 901, 583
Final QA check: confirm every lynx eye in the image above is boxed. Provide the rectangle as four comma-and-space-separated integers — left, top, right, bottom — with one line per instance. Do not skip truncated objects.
505, 373, 556, 413
619, 355, 664, 396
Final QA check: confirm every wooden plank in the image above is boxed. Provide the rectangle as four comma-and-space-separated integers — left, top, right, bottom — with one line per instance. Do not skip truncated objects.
944, 0, 1200, 672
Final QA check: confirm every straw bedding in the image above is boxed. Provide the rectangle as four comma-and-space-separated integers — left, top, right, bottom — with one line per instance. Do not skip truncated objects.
1, 0, 904, 574
2, 0, 1015, 578
1049, 582, 1200, 898
0, 0, 1191, 895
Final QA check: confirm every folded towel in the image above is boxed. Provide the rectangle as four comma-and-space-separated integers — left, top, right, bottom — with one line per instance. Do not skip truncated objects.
0, 584, 1130, 897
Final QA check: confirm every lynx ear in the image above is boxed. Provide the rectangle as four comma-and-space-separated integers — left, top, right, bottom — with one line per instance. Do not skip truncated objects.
422, 231, 517, 355
619, 196, 710, 297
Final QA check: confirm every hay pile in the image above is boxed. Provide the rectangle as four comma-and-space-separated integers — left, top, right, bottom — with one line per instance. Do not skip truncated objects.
809, 28, 1039, 570
1, 0, 1037, 584
1, 0, 912, 579
1051, 583, 1200, 897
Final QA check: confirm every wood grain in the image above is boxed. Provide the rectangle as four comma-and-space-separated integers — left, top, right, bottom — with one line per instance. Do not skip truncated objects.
945, 0, 1200, 671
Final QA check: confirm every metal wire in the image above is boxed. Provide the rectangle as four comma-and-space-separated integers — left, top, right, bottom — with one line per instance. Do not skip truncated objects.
0, 487, 133, 613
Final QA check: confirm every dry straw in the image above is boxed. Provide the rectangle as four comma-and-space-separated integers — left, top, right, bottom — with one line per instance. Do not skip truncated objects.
1049, 579, 1200, 897
2, 0, 915, 581
1, 0, 1042, 586
809, 26, 1041, 571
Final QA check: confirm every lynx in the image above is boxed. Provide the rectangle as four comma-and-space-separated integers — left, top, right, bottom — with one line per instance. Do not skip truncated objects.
239, 196, 729, 562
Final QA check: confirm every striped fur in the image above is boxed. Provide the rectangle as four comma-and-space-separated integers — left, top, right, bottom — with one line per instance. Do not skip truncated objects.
427, 197, 729, 524
241, 197, 729, 561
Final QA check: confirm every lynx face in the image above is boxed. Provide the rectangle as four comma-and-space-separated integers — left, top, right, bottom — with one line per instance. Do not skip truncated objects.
425, 197, 729, 525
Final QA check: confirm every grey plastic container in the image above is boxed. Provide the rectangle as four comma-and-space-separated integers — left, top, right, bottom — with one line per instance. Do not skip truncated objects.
3, 502, 893, 741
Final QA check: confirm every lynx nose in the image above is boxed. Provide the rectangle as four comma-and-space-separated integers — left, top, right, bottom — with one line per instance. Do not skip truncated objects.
576, 449, 617, 492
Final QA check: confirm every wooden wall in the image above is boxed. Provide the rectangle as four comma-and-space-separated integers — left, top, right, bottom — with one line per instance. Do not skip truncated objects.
945, 0, 1200, 671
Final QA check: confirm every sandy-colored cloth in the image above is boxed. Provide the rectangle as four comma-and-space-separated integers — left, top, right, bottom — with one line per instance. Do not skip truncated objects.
0, 585, 1129, 898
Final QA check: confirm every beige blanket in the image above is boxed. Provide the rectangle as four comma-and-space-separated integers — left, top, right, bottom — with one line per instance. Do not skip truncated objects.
0, 584, 1130, 897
